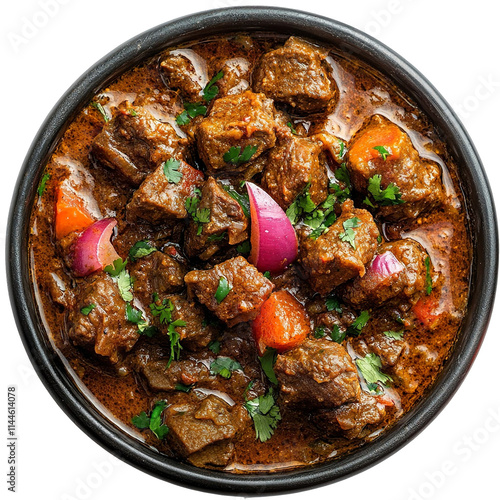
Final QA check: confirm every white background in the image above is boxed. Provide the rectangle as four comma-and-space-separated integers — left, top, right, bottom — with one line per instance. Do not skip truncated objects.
2, 1, 499, 499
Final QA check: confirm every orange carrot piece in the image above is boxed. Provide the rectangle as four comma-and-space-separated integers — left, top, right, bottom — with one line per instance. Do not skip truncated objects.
413, 294, 441, 329
349, 123, 404, 164
55, 187, 95, 239
252, 290, 310, 356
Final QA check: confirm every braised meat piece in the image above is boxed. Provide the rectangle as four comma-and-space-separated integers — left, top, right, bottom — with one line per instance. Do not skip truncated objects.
160, 53, 205, 101
261, 134, 329, 209
342, 239, 429, 309
216, 58, 251, 97
184, 177, 249, 259
126, 160, 204, 223
164, 395, 241, 466
68, 273, 139, 363
299, 199, 380, 295
196, 91, 276, 175
91, 105, 188, 186
167, 295, 217, 351
274, 338, 360, 409
253, 37, 337, 113
184, 256, 274, 327
312, 391, 386, 439
346, 115, 444, 220
129, 251, 185, 304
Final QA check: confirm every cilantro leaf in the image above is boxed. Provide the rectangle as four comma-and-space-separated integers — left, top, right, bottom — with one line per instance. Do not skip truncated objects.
384, 330, 404, 340
80, 303, 96, 316
314, 326, 326, 339
104, 258, 128, 277
131, 411, 150, 429
329, 324, 346, 343
210, 356, 242, 379
373, 145, 391, 160
346, 310, 370, 337
185, 189, 210, 235
125, 303, 143, 324
207, 232, 227, 242
175, 110, 191, 126
174, 382, 193, 393
325, 294, 342, 314
104, 258, 134, 302
222, 184, 250, 218
90, 101, 110, 122
356, 353, 393, 386
223, 145, 258, 165
37, 173, 50, 196
364, 174, 404, 207
176, 101, 207, 125
215, 276, 231, 304
167, 320, 185, 368
259, 348, 278, 385
286, 183, 317, 224
129, 240, 156, 262
339, 217, 361, 249
149, 400, 169, 440
287, 121, 298, 135
335, 163, 351, 190
236, 240, 251, 254
244, 389, 281, 442
203, 70, 224, 102
424, 256, 433, 295
208, 340, 221, 354
163, 159, 183, 184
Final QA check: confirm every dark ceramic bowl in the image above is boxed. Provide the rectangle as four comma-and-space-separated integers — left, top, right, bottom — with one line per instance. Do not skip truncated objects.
6, 6, 498, 495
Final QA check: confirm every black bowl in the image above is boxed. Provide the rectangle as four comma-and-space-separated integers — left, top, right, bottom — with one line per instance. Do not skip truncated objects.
6, 6, 498, 495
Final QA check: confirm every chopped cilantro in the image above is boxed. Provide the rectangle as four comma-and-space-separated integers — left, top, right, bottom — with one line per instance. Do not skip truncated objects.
131, 400, 169, 440
126, 303, 155, 336
126, 108, 138, 117
223, 145, 258, 165
163, 158, 183, 184
384, 330, 404, 340
314, 326, 326, 339
286, 183, 316, 225
287, 121, 298, 135
215, 276, 231, 304
129, 240, 156, 262
125, 303, 143, 324
346, 310, 370, 337
329, 324, 345, 343
356, 353, 393, 386
325, 294, 342, 314
236, 240, 251, 254
210, 356, 242, 379
263, 271, 272, 279
174, 382, 193, 393
259, 348, 278, 385
207, 232, 227, 242
176, 101, 207, 125
373, 145, 391, 160
222, 184, 251, 218
37, 173, 50, 196
339, 217, 361, 249
364, 174, 404, 207
203, 70, 224, 101
80, 303, 96, 316
245, 389, 281, 443
208, 340, 221, 354
185, 189, 210, 235
424, 256, 433, 295
335, 163, 351, 190
90, 101, 109, 122
104, 258, 133, 302
104, 257, 128, 277
338, 139, 346, 159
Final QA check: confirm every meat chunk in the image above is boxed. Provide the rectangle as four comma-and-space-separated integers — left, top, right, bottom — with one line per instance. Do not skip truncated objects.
184, 177, 249, 259
126, 159, 204, 223
130, 251, 185, 304
164, 395, 240, 466
216, 58, 251, 97
342, 239, 429, 309
91, 105, 187, 186
261, 134, 329, 209
167, 295, 217, 351
299, 199, 380, 295
196, 91, 276, 175
312, 391, 386, 439
184, 256, 274, 327
68, 273, 139, 363
253, 37, 337, 113
160, 53, 205, 101
274, 338, 360, 409
346, 115, 444, 220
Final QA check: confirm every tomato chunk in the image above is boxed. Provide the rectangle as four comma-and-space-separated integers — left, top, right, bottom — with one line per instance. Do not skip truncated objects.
413, 294, 441, 329
55, 187, 95, 239
252, 290, 310, 355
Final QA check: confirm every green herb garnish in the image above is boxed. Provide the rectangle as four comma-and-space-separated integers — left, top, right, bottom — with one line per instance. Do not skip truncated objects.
286, 183, 316, 225
210, 356, 242, 379
363, 174, 404, 207
259, 348, 278, 385
185, 188, 210, 235
223, 145, 258, 165
314, 326, 326, 339
129, 240, 157, 262
90, 101, 110, 122
329, 324, 345, 343
203, 70, 224, 102
176, 101, 207, 125
373, 145, 391, 160
236, 240, 251, 254
222, 184, 250, 218
245, 389, 281, 443
325, 294, 342, 314
174, 383, 193, 393
214, 276, 231, 304
80, 303, 96, 316
384, 330, 404, 340
356, 353, 393, 386
37, 173, 50, 196
346, 310, 370, 337
424, 256, 432, 295
339, 217, 361, 249
287, 121, 298, 135
163, 158, 183, 184
104, 258, 133, 302
132, 400, 169, 440
208, 340, 221, 354
207, 232, 227, 242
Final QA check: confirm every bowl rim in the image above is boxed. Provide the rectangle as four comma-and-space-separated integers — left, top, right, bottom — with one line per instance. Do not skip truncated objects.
6, 6, 498, 495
